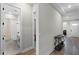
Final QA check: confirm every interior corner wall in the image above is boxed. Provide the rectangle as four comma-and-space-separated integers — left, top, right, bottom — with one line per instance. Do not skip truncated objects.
39, 3, 63, 55
9, 3, 33, 51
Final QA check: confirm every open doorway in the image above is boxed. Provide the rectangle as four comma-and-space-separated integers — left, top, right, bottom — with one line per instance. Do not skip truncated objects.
63, 20, 79, 37
1, 4, 21, 55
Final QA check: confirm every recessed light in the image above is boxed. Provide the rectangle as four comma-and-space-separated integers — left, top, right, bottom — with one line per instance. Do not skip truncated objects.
68, 5, 72, 8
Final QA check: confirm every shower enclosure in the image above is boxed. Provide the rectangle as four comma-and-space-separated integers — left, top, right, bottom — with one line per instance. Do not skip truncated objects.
0, 4, 21, 55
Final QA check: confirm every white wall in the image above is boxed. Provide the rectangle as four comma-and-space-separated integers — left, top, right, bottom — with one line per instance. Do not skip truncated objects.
39, 4, 63, 55
70, 21, 79, 37
9, 3, 33, 51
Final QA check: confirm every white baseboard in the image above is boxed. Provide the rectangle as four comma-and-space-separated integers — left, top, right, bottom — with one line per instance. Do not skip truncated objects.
21, 46, 34, 53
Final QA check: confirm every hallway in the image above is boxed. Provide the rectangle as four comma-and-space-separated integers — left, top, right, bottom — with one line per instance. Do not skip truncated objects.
50, 37, 79, 55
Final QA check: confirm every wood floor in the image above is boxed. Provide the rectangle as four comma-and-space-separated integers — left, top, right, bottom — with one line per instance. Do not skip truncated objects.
50, 48, 64, 55
16, 48, 36, 55
50, 37, 79, 55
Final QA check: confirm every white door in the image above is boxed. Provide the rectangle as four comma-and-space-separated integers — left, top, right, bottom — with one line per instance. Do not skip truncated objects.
1, 4, 21, 55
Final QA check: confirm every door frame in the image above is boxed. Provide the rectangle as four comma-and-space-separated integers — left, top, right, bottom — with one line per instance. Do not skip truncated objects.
1, 3, 22, 55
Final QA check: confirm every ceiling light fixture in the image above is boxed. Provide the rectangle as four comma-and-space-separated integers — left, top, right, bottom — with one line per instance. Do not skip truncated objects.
68, 5, 72, 8
72, 23, 78, 26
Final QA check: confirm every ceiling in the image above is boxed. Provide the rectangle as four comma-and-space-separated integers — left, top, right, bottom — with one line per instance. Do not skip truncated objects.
51, 3, 79, 20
